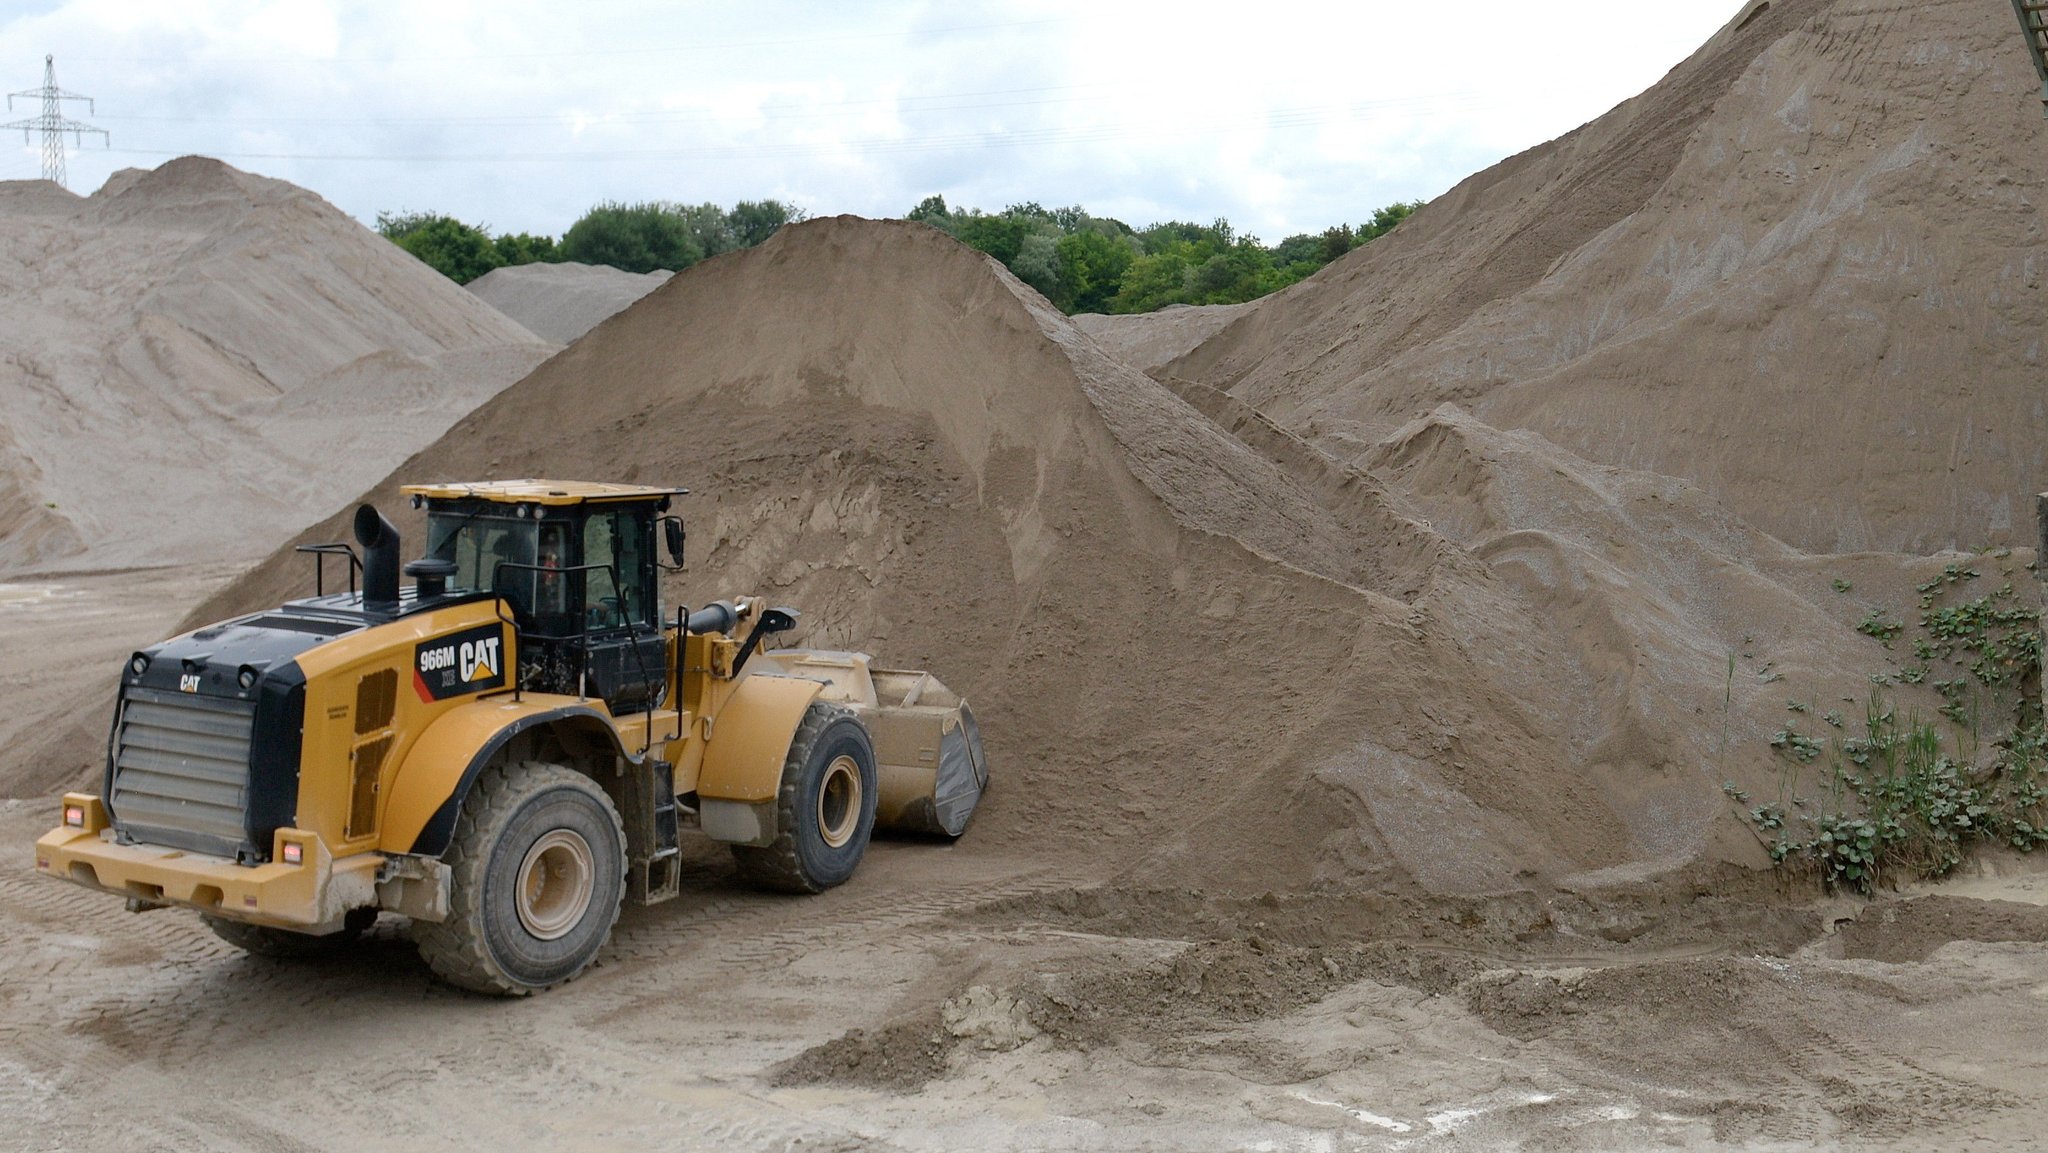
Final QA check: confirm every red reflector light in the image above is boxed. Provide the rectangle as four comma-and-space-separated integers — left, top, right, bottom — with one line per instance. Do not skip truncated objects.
35, 858, 49, 870
281, 842, 303, 865
63, 806, 84, 828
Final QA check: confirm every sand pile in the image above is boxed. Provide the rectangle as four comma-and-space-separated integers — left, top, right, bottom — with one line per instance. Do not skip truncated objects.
1071, 303, 1250, 373
0, 156, 557, 575
1169, 0, 2048, 555
467, 262, 674, 345
167, 217, 1940, 896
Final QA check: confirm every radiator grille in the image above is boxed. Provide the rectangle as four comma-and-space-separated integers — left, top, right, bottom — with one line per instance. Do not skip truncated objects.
109, 687, 256, 855
355, 668, 397, 734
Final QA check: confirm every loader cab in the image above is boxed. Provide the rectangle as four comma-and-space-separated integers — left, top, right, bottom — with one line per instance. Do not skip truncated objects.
406, 481, 684, 715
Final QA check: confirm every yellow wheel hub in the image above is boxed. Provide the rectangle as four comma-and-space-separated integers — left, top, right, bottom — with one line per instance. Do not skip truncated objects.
515, 829, 595, 940
817, 755, 862, 849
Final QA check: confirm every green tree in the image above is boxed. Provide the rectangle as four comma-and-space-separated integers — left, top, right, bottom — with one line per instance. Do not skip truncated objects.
1055, 229, 1136, 314
906, 194, 952, 227
1187, 240, 1281, 304
674, 202, 738, 259
492, 231, 559, 265
1360, 200, 1422, 242
1271, 232, 1323, 269
1010, 232, 1063, 303
559, 201, 703, 273
1110, 250, 1193, 313
728, 199, 804, 247
376, 211, 504, 284
1317, 225, 1356, 264
954, 213, 1031, 265
893, 195, 1427, 315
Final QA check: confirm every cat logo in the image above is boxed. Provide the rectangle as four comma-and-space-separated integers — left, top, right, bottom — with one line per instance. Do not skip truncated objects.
462, 638, 500, 681
178, 673, 201, 694
413, 624, 508, 702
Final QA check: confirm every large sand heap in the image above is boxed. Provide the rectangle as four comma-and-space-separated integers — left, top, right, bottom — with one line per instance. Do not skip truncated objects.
176, 217, 1937, 895
1071, 302, 1250, 374
0, 156, 557, 574
467, 261, 674, 345
1169, 0, 2047, 555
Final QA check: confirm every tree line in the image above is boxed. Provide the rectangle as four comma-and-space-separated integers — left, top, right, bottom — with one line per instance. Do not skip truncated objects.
375, 194, 1424, 315
902, 196, 1422, 315
375, 199, 808, 284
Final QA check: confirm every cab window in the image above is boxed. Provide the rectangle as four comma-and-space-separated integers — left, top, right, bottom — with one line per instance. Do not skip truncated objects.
580, 509, 652, 629
426, 514, 534, 597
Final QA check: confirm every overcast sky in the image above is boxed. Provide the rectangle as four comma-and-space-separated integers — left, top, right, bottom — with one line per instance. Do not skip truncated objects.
0, 2, 1744, 241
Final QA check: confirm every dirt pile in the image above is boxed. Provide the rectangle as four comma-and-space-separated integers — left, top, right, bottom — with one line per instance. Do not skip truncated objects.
466, 261, 673, 345
0, 156, 557, 574
1169, 0, 2048, 554
1071, 302, 1250, 373
170, 216, 1943, 896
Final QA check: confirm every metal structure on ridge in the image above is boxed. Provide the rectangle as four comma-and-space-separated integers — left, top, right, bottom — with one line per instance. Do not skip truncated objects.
2014, 0, 2048, 117
5, 55, 107, 188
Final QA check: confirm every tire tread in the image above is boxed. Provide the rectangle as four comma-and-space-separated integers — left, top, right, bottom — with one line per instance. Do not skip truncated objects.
413, 760, 625, 996
732, 702, 871, 894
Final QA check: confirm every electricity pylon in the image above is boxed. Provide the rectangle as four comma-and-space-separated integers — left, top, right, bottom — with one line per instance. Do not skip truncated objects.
6, 56, 108, 188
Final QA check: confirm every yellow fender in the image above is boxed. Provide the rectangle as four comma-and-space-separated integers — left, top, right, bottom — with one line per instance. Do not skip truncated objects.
696, 674, 821, 847
380, 696, 627, 857
698, 674, 822, 802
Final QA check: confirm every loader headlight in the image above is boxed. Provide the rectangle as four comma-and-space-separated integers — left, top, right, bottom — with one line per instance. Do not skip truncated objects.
237, 667, 258, 691
128, 653, 149, 676
63, 804, 85, 828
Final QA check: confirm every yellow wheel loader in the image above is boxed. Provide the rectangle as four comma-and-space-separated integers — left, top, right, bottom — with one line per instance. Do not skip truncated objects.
35, 481, 988, 995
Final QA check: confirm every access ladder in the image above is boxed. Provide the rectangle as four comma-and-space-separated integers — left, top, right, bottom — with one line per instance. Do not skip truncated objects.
2015, 0, 2048, 117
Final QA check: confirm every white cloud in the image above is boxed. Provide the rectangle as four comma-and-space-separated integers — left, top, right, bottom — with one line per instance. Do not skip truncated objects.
0, 1, 1744, 237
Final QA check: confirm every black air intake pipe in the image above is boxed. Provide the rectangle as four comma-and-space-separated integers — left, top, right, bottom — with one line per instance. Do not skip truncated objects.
353, 504, 401, 612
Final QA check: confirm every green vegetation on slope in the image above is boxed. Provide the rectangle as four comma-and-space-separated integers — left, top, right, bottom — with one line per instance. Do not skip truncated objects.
1731, 557, 2047, 893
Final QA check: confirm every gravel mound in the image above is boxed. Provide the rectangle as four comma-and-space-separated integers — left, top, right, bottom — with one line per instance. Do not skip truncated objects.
467, 261, 673, 345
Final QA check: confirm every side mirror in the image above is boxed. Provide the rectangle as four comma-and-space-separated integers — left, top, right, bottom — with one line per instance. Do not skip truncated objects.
662, 516, 686, 569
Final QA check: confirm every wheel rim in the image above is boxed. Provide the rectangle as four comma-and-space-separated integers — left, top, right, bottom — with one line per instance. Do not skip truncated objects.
817, 755, 862, 849
515, 828, 596, 941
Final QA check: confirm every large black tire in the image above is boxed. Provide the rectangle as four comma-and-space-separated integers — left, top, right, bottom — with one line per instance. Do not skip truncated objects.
732, 702, 879, 894
413, 761, 626, 996
204, 907, 376, 958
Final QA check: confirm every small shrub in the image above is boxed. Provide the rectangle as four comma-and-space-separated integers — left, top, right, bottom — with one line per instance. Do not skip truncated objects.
1857, 608, 1904, 647
1736, 566, 2046, 893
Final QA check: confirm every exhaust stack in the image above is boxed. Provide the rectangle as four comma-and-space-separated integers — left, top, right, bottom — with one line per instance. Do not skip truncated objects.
353, 504, 401, 612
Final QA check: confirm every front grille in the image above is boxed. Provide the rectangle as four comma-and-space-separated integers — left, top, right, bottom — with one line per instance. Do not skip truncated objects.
108, 686, 256, 857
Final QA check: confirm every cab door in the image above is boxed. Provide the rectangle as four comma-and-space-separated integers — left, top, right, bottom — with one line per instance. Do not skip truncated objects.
576, 507, 668, 713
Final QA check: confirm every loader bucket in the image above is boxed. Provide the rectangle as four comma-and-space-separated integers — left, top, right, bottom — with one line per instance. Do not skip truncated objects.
866, 668, 988, 837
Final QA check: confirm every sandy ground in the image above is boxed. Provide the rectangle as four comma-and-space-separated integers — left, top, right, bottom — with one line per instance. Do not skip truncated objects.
0, 565, 239, 797
3, 796, 2045, 1151
9, 574, 2044, 1150
3, 3, 2047, 1144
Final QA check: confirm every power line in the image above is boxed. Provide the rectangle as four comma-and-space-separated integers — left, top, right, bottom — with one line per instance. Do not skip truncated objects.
64, 17, 1069, 66
92, 91, 1501, 166
4, 55, 108, 188
88, 82, 1121, 129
